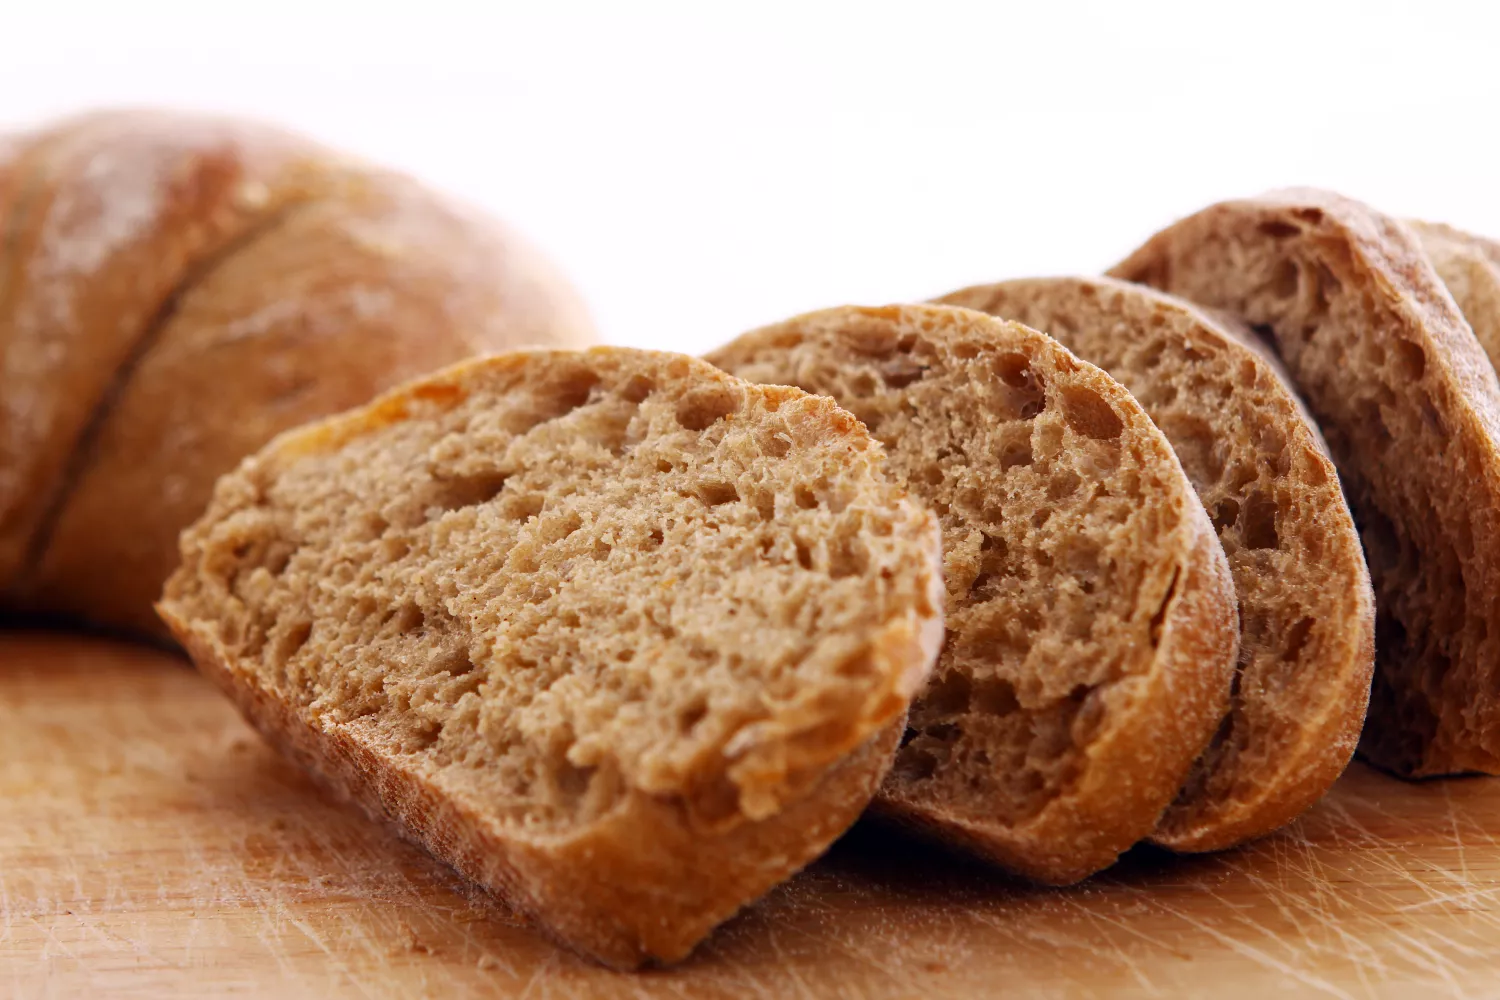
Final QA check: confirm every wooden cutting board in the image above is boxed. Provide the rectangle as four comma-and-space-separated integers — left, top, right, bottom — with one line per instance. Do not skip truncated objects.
4, 631, 1499, 998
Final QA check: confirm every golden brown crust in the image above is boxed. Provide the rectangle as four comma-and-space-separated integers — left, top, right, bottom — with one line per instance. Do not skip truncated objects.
0, 109, 593, 636
936, 277, 1375, 853
164, 613, 905, 968
22, 169, 592, 638
0, 111, 336, 591
1112, 188, 1500, 777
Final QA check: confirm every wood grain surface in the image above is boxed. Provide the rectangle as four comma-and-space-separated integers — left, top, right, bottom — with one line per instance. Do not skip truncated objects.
3, 631, 1500, 999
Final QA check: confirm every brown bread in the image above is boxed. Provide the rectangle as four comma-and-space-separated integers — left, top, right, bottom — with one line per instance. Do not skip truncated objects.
937, 277, 1374, 851
0, 109, 591, 636
158, 347, 945, 967
1113, 189, 1500, 776
709, 303, 1238, 883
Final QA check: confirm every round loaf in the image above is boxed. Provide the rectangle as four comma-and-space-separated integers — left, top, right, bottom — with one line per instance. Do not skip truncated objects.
0, 110, 593, 636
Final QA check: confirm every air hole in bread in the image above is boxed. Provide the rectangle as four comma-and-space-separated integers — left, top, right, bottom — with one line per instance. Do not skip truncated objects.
998, 435, 1033, 470
972, 676, 1020, 716
882, 357, 928, 388
276, 620, 313, 660
1148, 567, 1181, 648
674, 383, 743, 431
677, 697, 709, 733
695, 481, 739, 507
794, 538, 813, 570
434, 469, 510, 512
1394, 339, 1427, 380
828, 535, 868, 579
794, 485, 818, 510
1211, 497, 1240, 534
1270, 259, 1300, 299
619, 374, 655, 404
1258, 219, 1301, 239
1240, 491, 1280, 550
924, 671, 971, 715
1282, 616, 1315, 662
1060, 385, 1123, 440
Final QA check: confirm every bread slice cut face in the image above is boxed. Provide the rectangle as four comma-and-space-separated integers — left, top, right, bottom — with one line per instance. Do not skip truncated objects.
938, 277, 1374, 852
159, 347, 944, 968
1113, 189, 1500, 777
709, 304, 1238, 884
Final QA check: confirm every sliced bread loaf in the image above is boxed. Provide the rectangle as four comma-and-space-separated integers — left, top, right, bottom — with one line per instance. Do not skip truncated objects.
708, 304, 1238, 883
1112, 189, 1500, 777
936, 277, 1374, 851
158, 347, 944, 967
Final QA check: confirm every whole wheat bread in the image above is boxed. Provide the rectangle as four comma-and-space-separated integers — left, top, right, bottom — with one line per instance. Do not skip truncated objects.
708, 304, 1238, 883
0, 109, 591, 637
936, 277, 1374, 851
158, 347, 945, 967
1112, 189, 1500, 777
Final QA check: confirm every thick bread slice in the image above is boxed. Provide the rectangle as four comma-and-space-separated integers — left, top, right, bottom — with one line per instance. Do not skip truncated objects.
158, 347, 944, 967
22, 168, 592, 638
936, 277, 1374, 852
1112, 189, 1500, 777
0, 110, 336, 591
708, 304, 1238, 883
1411, 221, 1500, 375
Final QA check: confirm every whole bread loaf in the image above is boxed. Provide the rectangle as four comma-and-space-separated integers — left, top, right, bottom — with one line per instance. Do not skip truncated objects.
1113, 189, 1500, 777
937, 277, 1374, 851
0, 109, 593, 637
709, 304, 1238, 883
158, 347, 944, 967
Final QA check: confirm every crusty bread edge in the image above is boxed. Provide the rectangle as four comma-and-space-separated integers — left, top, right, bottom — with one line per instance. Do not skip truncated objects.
937, 276, 1375, 852
158, 346, 948, 967
871, 502, 1237, 883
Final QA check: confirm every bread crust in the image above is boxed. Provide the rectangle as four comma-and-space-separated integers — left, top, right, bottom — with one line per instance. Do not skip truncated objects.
0, 110, 592, 636
24, 167, 591, 638
1112, 189, 1500, 777
0, 111, 333, 592
937, 277, 1375, 852
160, 347, 946, 967
709, 304, 1239, 883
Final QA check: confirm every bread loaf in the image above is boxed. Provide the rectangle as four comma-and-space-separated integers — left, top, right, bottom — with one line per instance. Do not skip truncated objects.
937, 277, 1374, 851
709, 304, 1238, 883
158, 347, 945, 967
1112, 189, 1500, 777
0, 109, 592, 637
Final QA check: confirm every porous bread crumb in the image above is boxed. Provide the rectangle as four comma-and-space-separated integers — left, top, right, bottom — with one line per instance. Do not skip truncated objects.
160, 346, 943, 966
938, 277, 1374, 852
709, 303, 1238, 883
1113, 189, 1500, 777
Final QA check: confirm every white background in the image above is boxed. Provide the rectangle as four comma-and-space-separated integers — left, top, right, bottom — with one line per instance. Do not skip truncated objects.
2, 1, 1495, 354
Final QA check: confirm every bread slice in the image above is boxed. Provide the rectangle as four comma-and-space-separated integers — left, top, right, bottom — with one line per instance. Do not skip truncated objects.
0, 111, 332, 593
157, 347, 944, 967
20, 166, 592, 639
1411, 221, 1500, 375
708, 304, 1238, 883
936, 277, 1374, 851
1112, 188, 1500, 777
